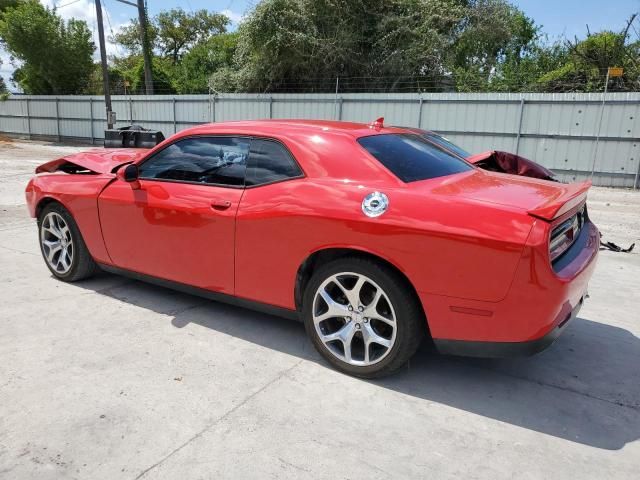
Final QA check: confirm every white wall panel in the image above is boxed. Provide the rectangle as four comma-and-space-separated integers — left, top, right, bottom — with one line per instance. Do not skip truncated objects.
0, 93, 637, 187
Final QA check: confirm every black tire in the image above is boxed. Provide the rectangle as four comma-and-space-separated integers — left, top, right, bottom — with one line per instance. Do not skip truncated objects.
37, 202, 99, 282
302, 256, 426, 378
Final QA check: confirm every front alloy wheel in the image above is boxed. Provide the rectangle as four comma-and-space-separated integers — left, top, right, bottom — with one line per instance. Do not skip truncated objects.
37, 203, 98, 282
40, 211, 74, 275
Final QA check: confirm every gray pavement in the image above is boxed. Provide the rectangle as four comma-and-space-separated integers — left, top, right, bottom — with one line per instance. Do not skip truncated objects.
1, 138, 639, 479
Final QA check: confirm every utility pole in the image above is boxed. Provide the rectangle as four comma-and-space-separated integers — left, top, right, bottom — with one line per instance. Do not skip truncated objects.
137, 0, 154, 94
95, 0, 114, 128
114, 0, 154, 94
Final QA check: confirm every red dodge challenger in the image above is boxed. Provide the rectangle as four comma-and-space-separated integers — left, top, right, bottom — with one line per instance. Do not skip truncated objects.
25, 119, 599, 377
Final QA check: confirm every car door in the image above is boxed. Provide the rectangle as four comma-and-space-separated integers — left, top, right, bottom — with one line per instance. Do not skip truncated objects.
234, 138, 306, 308
98, 135, 250, 294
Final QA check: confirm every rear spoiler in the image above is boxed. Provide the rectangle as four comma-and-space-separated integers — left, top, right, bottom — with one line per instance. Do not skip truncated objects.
528, 180, 591, 221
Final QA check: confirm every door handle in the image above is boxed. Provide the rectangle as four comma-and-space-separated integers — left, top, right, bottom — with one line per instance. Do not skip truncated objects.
211, 199, 232, 210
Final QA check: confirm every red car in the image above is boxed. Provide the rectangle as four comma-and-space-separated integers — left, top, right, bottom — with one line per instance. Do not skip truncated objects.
25, 119, 599, 378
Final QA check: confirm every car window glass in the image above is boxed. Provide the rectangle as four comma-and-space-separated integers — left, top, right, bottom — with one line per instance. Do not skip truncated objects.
424, 133, 471, 159
139, 136, 250, 186
358, 133, 472, 183
246, 139, 303, 186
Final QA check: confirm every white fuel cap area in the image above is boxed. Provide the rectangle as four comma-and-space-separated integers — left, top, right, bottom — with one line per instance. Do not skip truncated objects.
362, 192, 389, 218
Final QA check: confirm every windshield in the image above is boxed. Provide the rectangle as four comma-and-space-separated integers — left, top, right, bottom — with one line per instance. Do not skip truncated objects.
358, 133, 473, 183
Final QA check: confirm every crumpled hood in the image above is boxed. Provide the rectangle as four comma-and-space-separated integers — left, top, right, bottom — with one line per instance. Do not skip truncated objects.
35, 148, 149, 174
414, 169, 591, 220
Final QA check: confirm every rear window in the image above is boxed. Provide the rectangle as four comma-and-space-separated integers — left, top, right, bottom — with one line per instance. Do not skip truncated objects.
423, 133, 471, 159
358, 133, 472, 183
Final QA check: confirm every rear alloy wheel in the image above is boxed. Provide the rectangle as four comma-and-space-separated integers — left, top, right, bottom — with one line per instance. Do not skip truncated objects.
313, 272, 397, 366
38, 203, 98, 282
303, 257, 425, 378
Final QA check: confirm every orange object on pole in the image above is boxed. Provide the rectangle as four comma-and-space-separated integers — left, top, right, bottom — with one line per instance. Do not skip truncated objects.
608, 67, 624, 77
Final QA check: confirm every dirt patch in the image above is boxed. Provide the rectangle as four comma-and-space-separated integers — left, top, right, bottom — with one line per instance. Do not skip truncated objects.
0, 135, 16, 148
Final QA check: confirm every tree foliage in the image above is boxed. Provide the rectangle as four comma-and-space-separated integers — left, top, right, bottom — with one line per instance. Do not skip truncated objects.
173, 33, 238, 93
2, 0, 636, 95
113, 8, 229, 64
216, 0, 469, 92
0, 0, 94, 94
539, 16, 640, 92
208, 0, 545, 92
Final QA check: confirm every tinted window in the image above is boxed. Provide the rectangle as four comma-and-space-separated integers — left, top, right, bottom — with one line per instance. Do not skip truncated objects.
358, 134, 472, 183
139, 136, 250, 186
246, 139, 303, 186
423, 133, 471, 159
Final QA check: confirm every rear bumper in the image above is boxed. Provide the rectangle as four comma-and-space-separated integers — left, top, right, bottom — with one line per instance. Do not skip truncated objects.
433, 294, 584, 357
422, 218, 598, 354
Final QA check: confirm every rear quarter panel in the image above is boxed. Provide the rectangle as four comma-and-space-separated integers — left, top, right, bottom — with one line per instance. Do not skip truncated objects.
235, 176, 535, 310
25, 174, 115, 264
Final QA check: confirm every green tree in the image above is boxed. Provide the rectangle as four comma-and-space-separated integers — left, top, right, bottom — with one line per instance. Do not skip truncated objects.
0, 0, 95, 94
452, 0, 539, 82
219, 0, 539, 93
113, 8, 229, 64
539, 15, 640, 92
111, 21, 158, 56
130, 57, 176, 94
488, 40, 569, 92
224, 0, 467, 92
174, 32, 238, 93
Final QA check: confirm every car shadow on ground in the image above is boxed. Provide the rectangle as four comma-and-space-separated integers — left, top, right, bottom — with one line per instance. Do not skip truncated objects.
79, 272, 640, 451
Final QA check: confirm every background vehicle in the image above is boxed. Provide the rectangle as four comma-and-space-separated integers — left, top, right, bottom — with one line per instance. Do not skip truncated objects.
25, 119, 598, 377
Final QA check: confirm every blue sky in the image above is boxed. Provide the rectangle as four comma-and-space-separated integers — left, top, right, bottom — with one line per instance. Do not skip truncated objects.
109, 0, 640, 40
1, 0, 638, 89
515, 0, 639, 40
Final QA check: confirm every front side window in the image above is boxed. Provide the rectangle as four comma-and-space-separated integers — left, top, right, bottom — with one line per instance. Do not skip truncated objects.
246, 139, 303, 186
139, 136, 250, 186
358, 133, 472, 183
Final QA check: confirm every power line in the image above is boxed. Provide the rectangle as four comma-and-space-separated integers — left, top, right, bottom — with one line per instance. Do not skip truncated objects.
56, 0, 83, 9
102, 0, 126, 57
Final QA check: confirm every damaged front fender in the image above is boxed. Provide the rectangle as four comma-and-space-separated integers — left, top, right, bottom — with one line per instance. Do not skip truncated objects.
35, 148, 149, 175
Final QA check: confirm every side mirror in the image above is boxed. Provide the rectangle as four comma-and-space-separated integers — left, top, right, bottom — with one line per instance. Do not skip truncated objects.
117, 164, 140, 189
123, 164, 139, 182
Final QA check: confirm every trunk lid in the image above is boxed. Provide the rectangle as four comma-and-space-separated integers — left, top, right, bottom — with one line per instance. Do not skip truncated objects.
35, 148, 149, 174
413, 169, 591, 220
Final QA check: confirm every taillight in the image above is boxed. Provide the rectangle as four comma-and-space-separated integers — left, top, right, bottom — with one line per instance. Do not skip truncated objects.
549, 206, 585, 262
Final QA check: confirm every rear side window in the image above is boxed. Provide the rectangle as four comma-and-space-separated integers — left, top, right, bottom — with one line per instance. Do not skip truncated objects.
246, 139, 303, 186
358, 134, 472, 183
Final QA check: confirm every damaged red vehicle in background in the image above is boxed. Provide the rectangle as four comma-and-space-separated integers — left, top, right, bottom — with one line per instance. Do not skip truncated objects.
25, 119, 599, 378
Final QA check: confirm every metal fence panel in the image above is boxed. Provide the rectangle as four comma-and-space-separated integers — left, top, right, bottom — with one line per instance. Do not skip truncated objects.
0, 92, 638, 187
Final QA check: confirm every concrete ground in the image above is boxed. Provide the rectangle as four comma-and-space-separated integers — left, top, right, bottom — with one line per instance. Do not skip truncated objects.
1, 138, 639, 479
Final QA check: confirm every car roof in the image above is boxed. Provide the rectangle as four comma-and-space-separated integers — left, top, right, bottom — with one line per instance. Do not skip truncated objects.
146, 119, 411, 186
175, 119, 405, 139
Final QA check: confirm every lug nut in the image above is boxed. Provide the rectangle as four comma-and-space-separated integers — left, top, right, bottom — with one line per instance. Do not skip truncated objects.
348, 305, 353, 311
358, 306, 364, 312
363, 318, 369, 323
355, 323, 361, 330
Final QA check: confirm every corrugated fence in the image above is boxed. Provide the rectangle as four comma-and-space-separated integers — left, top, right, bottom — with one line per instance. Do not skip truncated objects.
0, 92, 638, 188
